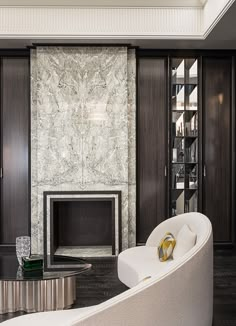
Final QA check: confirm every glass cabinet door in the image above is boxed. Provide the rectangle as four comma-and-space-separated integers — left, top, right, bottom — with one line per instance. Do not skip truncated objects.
171, 58, 198, 216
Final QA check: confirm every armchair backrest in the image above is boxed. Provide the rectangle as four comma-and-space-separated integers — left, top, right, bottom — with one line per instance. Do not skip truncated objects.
146, 212, 212, 249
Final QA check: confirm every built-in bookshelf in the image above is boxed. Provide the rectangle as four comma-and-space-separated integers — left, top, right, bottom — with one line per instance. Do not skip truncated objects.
171, 58, 198, 216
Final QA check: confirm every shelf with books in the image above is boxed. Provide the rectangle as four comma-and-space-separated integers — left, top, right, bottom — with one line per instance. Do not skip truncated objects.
171, 57, 199, 216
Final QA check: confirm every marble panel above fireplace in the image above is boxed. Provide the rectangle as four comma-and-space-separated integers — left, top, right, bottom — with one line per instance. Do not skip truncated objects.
31, 46, 136, 254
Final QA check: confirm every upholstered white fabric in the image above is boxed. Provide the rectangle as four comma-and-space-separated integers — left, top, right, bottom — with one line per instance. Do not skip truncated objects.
2, 212, 213, 326
1, 307, 96, 326
118, 245, 174, 288
119, 213, 211, 288
173, 224, 197, 259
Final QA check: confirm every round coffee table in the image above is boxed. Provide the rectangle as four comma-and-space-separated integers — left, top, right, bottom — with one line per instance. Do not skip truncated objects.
0, 255, 91, 314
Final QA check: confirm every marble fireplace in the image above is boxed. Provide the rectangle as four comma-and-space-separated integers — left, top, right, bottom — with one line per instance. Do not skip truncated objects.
31, 46, 136, 257
44, 191, 121, 260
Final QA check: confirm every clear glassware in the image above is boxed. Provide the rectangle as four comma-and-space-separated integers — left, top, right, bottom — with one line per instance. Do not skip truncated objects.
16, 236, 31, 266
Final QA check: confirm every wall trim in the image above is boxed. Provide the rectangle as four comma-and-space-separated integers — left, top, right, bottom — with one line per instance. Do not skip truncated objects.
203, 0, 236, 38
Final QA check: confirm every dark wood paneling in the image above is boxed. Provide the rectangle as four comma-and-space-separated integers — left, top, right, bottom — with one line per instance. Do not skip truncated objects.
137, 58, 167, 243
0, 58, 30, 244
202, 57, 232, 242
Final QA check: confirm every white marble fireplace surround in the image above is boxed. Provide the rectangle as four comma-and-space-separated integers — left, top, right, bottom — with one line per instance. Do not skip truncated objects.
45, 192, 121, 259
31, 46, 136, 254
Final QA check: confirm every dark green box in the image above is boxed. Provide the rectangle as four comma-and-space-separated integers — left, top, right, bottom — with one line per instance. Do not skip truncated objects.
22, 255, 43, 271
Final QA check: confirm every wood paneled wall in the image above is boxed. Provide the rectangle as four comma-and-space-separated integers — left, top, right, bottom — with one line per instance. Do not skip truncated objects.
137, 58, 168, 244
0, 50, 234, 250
137, 52, 235, 245
202, 57, 232, 242
0, 57, 30, 249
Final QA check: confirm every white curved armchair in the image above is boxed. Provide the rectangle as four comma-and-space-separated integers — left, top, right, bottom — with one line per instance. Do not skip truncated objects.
118, 212, 213, 326
2, 213, 213, 326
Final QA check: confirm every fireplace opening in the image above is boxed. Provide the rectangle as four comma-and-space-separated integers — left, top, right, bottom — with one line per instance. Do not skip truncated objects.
44, 191, 121, 269
52, 199, 114, 256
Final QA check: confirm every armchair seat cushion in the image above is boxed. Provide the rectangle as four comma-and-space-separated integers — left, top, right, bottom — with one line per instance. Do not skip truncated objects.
118, 246, 173, 288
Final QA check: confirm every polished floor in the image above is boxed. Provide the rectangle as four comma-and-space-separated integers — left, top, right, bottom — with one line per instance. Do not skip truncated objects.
0, 250, 235, 324
213, 249, 236, 326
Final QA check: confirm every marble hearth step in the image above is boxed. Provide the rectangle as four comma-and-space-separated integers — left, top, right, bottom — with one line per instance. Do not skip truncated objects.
55, 246, 113, 257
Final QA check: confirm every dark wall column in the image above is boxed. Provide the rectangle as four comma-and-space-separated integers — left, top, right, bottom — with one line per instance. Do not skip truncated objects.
0, 57, 30, 249
202, 57, 232, 242
137, 57, 168, 244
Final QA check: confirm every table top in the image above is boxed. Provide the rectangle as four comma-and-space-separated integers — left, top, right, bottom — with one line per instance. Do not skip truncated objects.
0, 254, 91, 281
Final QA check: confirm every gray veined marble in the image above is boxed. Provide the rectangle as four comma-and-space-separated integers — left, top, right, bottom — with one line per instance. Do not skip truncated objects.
31, 46, 136, 255
55, 246, 113, 257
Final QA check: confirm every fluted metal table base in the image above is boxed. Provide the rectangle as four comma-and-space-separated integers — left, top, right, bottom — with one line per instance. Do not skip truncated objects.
0, 276, 76, 314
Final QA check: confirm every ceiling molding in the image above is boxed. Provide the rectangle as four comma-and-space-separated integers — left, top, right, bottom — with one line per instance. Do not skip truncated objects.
0, 0, 234, 40
203, 0, 235, 38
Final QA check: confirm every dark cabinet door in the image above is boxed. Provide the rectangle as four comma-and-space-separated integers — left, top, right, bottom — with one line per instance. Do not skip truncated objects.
137, 58, 168, 243
0, 57, 30, 248
202, 57, 232, 242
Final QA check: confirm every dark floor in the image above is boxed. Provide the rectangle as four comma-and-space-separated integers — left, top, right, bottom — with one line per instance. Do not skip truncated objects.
0, 250, 235, 324
213, 249, 236, 326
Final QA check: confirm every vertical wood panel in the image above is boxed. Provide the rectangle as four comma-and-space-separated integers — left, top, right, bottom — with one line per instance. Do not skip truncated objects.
202, 57, 231, 242
0, 57, 30, 244
137, 58, 167, 243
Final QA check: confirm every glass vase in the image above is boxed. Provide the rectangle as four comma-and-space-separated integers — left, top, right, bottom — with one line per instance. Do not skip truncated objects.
16, 236, 31, 266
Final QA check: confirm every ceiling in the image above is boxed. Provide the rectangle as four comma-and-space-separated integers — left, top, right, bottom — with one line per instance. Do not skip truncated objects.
0, 0, 206, 7
139, 0, 236, 48
0, 0, 236, 49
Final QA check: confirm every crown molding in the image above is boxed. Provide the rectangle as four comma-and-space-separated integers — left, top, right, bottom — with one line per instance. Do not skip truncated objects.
0, 1, 233, 40
203, 0, 235, 38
